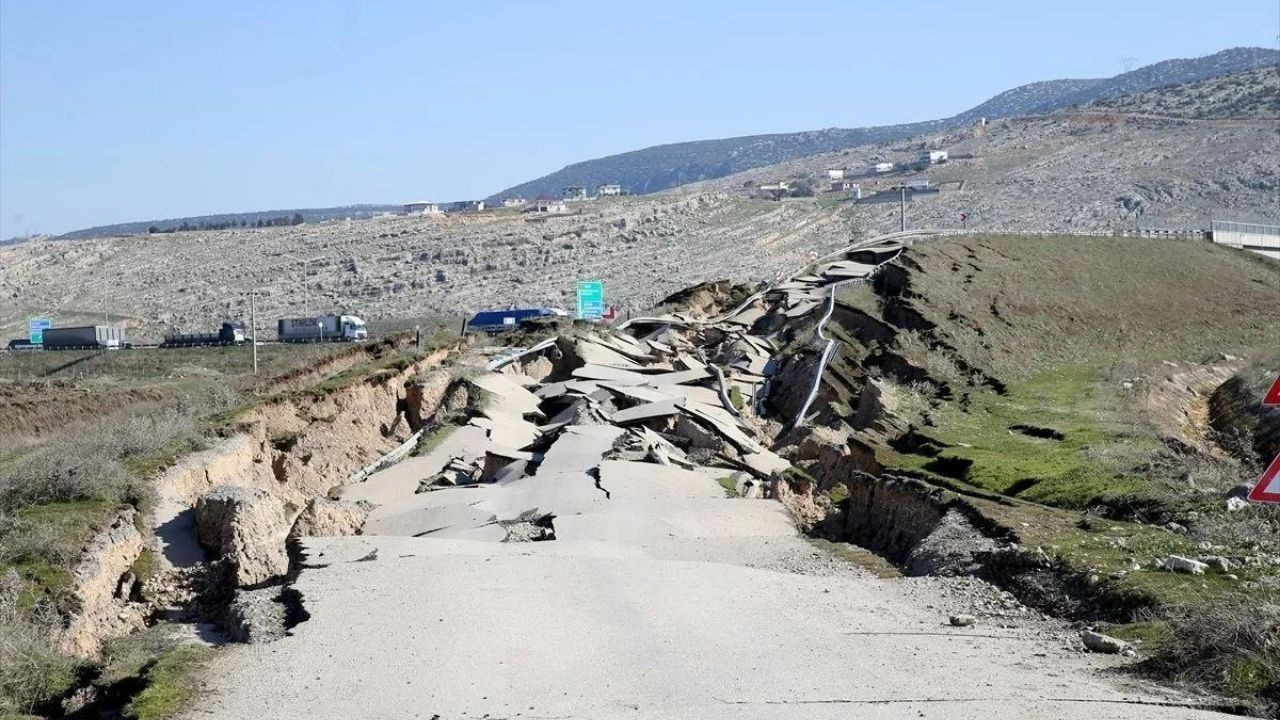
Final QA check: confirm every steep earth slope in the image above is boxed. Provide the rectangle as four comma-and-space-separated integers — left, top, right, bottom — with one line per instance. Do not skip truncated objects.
489, 48, 1276, 200
765, 233, 1279, 712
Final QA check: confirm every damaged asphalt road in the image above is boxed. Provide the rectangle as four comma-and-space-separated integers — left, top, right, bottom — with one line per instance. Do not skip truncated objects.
187, 235, 1236, 720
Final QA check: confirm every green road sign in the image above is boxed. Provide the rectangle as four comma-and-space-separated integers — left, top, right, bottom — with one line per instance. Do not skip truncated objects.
28, 317, 50, 345
576, 280, 604, 320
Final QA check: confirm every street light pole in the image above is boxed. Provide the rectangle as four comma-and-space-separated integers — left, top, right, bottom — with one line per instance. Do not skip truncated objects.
250, 291, 258, 375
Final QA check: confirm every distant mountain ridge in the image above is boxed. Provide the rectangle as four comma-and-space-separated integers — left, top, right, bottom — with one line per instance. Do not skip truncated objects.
489, 47, 1279, 201
57, 204, 403, 240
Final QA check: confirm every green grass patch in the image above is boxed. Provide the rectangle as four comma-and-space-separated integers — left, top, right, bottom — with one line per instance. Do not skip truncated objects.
124, 644, 214, 720
0, 499, 122, 610
727, 386, 744, 412
413, 424, 458, 457
825, 483, 850, 504
716, 475, 740, 498
888, 365, 1166, 512
123, 435, 207, 480
1108, 620, 1172, 650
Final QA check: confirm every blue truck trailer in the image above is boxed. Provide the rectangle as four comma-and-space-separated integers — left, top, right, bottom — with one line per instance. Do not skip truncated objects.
467, 307, 568, 334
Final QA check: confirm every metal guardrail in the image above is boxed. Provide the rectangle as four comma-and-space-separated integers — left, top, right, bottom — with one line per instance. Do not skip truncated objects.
486, 337, 559, 371
347, 428, 424, 484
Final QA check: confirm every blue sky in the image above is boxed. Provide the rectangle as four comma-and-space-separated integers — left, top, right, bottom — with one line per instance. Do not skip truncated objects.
1, 0, 1276, 238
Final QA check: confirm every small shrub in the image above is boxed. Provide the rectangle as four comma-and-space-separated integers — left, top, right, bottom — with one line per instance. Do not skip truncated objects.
716, 476, 740, 498
728, 386, 744, 412
1136, 596, 1280, 714
0, 574, 79, 716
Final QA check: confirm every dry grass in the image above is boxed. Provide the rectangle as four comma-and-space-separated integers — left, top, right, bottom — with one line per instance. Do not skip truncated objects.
1135, 595, 1280, 714
0, 572, 79, 716
0, 400, 207, 512
904, 236, 1279, 380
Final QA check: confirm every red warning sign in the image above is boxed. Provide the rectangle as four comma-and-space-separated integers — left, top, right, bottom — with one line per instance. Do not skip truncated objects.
1249, 454, 1280, 505
1263, 374, 1280, 407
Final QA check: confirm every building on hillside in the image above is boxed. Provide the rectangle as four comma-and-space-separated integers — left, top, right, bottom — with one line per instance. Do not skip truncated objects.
501, 197, 528, 207
830, 180, 853, 192
450, 200, 485, 213
526, 201, 568, 214
827, 169, 845, 180
755, 183, 789, 201
869, 162, 894, 174
1210, 220, 1280, 260
596, 184, 623, 196
918, 150, 948, 165
563, 186, 588, 201
404, 201, 442, 215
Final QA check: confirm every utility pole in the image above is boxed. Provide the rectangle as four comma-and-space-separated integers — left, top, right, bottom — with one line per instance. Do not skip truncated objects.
250, 291, 258, 375
899, 186, 907, 232
302, 259, 309, 317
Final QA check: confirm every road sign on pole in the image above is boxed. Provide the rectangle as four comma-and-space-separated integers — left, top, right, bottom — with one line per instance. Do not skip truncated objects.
1263, 374, 1280, 407
1248, 454, 1280, 504
576, 280, 604, 320
28, 317, 51, 345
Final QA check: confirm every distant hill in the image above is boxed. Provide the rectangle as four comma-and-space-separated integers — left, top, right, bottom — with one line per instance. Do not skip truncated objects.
489, 47, 1279, 201
57, 204, 403, 240
1085, 65, 1279, 119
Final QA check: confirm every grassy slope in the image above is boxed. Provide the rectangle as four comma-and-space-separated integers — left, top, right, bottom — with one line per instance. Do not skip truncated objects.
904, 235, 1278, 379
831, 234, 1279, 708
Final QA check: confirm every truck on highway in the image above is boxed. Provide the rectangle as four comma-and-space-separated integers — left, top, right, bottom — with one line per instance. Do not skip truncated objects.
162, 322, 246, 347
467, 307, 568, 334
41, 325, 125, 350
277, 314, 368, 342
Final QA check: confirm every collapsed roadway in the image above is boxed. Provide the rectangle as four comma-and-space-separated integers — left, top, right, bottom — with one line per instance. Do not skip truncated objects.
186, 233, 1234, 720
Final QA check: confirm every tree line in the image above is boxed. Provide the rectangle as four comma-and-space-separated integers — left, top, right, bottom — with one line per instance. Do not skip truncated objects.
148, 213, 305, 233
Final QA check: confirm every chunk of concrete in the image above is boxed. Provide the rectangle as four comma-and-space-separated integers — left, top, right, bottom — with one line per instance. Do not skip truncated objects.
290, 498, 368, 539
611, 398, 683, 425
196, 486, 292, 587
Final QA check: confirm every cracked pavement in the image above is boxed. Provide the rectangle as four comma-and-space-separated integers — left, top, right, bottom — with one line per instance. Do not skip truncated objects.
186, 244, 1236, 720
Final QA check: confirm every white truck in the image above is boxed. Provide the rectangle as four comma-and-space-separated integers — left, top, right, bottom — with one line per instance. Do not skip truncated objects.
276, 314, 368, 342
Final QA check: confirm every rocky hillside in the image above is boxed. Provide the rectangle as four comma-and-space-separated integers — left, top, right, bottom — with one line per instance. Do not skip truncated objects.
4, 110, 1277, 343
1085, 66, 1279, 118
679, 103, 1278, 231
490, 47, 1277, 201
0, 195, 858, 342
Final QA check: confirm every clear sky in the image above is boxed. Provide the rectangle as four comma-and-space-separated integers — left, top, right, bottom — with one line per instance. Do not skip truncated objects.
1, 0, 1276, 238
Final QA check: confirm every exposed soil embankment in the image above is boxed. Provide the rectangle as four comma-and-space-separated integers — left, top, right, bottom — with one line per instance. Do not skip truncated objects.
55, 507, 149, 657
1210, 365, 1280, 463
775, 451, 1158, 622
1146, 361, 1243, 454
37, 347, 458, 664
